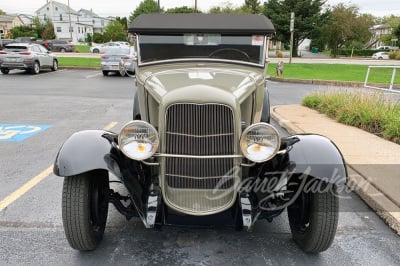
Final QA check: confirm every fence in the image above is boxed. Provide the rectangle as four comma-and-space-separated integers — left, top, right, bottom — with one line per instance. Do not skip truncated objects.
364, 65, 400, 92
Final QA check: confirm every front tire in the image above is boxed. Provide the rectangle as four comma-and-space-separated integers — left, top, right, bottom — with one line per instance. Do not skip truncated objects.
287, 181, 339, 253
62, 170, 109, 251
1, 68, 9, 74
102, 70, 109, 76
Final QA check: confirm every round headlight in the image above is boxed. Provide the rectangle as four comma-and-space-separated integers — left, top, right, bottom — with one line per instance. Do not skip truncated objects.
118, 121, 159, 161
240, 123, 281, 163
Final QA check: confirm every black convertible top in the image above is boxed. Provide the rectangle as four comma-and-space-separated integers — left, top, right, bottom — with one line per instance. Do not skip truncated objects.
129, 13, 275, 35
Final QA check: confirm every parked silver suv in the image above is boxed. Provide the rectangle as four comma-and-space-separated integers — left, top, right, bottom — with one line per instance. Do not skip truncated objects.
0, 43, 58, 74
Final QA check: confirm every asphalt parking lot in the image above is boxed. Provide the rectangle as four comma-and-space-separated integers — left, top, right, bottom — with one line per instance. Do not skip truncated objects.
0, 69, 399, 265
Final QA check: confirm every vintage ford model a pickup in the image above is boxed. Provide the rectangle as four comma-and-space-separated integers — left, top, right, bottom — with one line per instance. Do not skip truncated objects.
54, 14, 347, 253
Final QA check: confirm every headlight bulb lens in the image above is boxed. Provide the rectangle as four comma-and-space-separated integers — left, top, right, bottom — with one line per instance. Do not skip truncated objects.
118, 121, 159, 160
240, 123, 280, 162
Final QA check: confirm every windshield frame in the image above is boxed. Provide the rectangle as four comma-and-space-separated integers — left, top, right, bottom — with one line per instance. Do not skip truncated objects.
135, 34, 267, 68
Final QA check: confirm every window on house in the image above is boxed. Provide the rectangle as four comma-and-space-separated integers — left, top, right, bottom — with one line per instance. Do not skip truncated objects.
60, 14, 63, 21
78, 27, 80, 33
92, 19, 95, 24
57, 27, 62, 32
47, 7, 49, 11
101, 20, 104, 26
44, 14, 47, 20
55, 7, 58, 11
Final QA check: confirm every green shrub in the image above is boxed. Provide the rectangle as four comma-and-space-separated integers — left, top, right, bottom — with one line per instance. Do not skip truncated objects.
275, 50, 283, 58
302, 92, 400, 144
389, 51, 397, 59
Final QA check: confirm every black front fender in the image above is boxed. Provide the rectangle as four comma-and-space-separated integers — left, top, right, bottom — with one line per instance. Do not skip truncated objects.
53, 130, 121, 177
287, 134, 347, 185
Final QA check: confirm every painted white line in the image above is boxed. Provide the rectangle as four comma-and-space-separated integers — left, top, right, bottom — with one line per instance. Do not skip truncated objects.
30, 69, 68, 78
85, 72, 102, 79
0, 121, 118, 211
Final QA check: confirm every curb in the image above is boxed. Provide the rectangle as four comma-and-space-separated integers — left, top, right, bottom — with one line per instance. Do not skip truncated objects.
271, 106, 400, 235
59, 66, 100, 70
267, 77, 399, 89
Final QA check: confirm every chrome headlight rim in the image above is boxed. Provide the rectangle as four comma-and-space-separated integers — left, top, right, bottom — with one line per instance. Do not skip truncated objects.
118, 120, 159, 161
240, 122, 281, 163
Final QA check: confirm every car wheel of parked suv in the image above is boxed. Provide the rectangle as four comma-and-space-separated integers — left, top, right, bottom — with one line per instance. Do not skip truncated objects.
62, 170, 109, 251
60, 48, 66, 53
1, 68, 9, 74
51, 60, 58, 71
102, 70, 109, 76
30, 61, 40, 74
93, 49, 99, 53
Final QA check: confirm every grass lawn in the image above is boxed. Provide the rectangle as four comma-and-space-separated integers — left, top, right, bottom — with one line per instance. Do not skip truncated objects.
73, 45, 91, 53
58, 57, 100, 68
267, 63, 400, 84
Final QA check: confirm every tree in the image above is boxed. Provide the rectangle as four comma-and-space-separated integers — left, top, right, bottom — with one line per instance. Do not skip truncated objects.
10, 26, 37, 39
242, 0, 262, 14
321, 3, 374, 57
116, 17, 128, 31
263, 0, 328, 57
41, 21, 56, 40
129, 0, 160, 22
394, 25, 400, 40
0, 9, 6, 15
103, 21, 126, 41
209, 2, 241, 13
93, 32, 104, 43
166, 6, 201, 13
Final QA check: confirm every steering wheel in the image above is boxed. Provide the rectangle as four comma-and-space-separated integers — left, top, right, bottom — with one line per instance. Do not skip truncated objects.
208, 48, 251, 62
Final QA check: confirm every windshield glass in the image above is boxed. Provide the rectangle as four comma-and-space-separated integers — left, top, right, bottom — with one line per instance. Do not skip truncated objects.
138, 34, 265, 65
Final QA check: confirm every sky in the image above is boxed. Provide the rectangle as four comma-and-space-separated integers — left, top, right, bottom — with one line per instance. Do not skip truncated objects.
1, 0, 399, 19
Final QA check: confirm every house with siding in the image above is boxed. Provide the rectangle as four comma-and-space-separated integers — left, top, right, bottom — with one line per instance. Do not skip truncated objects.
78, 9, 114, 34
35, 1, 112, 43
365, 24, 393, 49
0, 14, 24, 37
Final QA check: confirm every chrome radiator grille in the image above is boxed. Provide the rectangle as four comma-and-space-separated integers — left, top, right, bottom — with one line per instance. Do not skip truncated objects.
163, 104, 238, 215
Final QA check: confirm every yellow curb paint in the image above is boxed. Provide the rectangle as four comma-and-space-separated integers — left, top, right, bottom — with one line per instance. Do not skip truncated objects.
0, 122, 118, 211
104, 121, 118, 131
0, 166, 53, 211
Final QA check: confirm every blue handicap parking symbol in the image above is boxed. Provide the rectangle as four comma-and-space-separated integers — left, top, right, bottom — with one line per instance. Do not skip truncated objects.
0, 124, 52, 142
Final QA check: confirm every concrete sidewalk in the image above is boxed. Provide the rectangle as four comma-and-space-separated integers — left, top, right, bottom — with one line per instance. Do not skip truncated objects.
271, 105, 400, 234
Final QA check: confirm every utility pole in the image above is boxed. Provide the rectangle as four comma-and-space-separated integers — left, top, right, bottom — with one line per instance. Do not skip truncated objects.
158, 0, 160, 13
289, 12, 294, 64
194, 0, 197, 12
68, 0, 72, 41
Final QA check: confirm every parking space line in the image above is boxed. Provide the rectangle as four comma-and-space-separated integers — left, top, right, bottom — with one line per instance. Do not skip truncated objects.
30, 69, 68, 78
85, 72, 102, 79
104, 121, 118, 131
0, 121, 118, 212
0, 166, 53, 211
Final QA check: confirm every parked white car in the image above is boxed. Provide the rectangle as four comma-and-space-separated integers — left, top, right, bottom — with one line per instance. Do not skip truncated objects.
372, 51, 389, 60
90, 42, 129, 53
